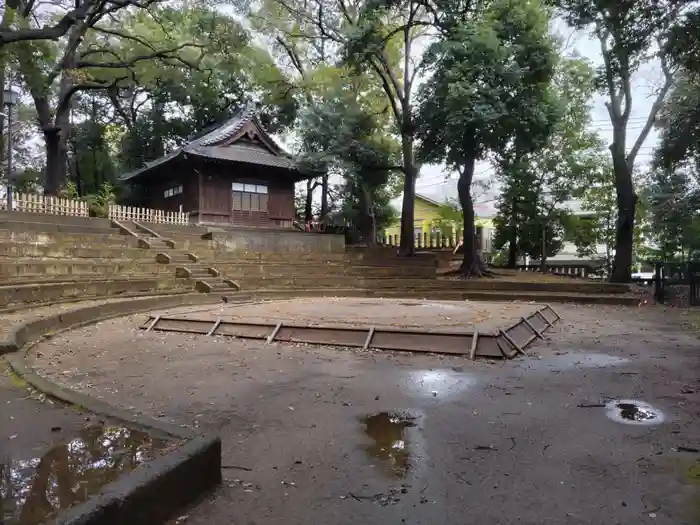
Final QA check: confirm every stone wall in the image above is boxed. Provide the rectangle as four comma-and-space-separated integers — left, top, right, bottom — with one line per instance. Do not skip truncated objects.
204, 229, 345, 253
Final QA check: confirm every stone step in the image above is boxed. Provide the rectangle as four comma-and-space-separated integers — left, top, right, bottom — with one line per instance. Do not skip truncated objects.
0, 244, 155, 259
237, 276, 631, 294
247, 287, 640, 306
0, 277, 191, 308
187, 270, 215, 278
0, 273, 171, 284
195, 278, 239, 293
0, 211, 112, 228
0, 230, 138, 248
174, 248, 435, 267
213, 263, 434, 278
0, 261, 172, 278
0, 219, 119, 235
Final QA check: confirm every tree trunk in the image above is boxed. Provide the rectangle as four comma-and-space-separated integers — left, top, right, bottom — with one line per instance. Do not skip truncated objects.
540, 222, 547, 272
610, 146, 636, 283
507, 195, 517, 268
360, 185, 375, 246
304, 179, 314, 223
399, 132, 416, 256
457, 156, 489, 277
320, 173, 329, 221
44, 128, 66, 195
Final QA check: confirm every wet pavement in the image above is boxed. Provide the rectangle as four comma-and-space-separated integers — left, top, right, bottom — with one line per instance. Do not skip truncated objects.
0, 364, 174, 525
26, 303, 700, 524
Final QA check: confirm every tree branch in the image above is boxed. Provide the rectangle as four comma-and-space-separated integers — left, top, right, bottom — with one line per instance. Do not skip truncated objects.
56, 74, 131, 118
627, 52, 675, 170
0, 0, 159, 45
368, 58, 402, 125
77, 42, 204, 69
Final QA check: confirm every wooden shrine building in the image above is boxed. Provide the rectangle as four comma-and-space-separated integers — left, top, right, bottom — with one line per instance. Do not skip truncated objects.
122, 105, 310, 228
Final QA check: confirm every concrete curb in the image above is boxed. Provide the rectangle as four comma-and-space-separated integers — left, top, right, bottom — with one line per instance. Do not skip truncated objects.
0, 292, 221, 355
0, 288, 193, 316
3, 292, 226, 525
5, 351, 196, 439
48, 436, 221, 525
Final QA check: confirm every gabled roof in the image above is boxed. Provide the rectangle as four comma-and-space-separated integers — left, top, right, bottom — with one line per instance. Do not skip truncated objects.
121, 103, 299, 181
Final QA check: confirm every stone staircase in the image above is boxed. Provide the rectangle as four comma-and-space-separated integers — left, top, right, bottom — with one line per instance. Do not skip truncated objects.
130, 221, 238, 294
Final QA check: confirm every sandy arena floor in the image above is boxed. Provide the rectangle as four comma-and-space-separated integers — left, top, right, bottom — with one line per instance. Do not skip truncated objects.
25, 299, 700, 525
149, 297, 540, 333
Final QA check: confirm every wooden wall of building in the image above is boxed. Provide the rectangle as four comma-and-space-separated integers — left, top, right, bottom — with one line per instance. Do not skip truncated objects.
195, 162, 297, 228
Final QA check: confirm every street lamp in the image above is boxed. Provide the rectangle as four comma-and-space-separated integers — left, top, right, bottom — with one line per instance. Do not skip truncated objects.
3, 87, 18, 212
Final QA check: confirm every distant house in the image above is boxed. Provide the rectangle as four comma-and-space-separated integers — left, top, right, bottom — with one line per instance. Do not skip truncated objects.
384, 193, 496, 251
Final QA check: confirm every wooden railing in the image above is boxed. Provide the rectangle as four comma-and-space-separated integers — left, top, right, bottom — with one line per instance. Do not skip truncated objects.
380, 232, 464, 250
511, 264, 593, 278
0, 192, 189, 225
108, 205, 189, 225
0, 192, 89, 216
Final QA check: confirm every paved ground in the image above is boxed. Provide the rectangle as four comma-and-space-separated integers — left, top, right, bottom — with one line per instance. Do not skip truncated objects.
26, 300, 700, 525
150, 297, 538, 333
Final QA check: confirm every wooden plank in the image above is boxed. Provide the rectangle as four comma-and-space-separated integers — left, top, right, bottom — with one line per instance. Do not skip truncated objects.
521, 316, 544, 339
207, 317, 222, 336
469, 330, 479, 360
363, 327, 375, 351
145, 315, 161, 332
266, 321, 283, 343
499, 328, 527, 357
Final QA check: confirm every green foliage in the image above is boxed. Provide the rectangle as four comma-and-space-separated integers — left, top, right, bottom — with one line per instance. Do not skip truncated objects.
417, 0, 559, 272
644, 164, 700, 260
564, 161, 647, 270
58, 182, 81, 200
110, 5, 297, 173
494, 54, 603, 262
655, 73, 700, 171
86, 183, 117, 218
432, 200, 463, 237
417, 0, 560, 168
297, 83, 401, 243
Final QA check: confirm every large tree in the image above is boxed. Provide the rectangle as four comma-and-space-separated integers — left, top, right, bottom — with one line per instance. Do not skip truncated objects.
495, 56, 602, 269
417, 0, 560, 276
6, 1, 209, 193
296, 83, 401, 244
551, 0, 688, 282
245, 0, 437, 254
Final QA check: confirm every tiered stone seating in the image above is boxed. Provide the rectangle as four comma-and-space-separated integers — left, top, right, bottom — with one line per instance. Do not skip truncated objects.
0, 216, 192, 309
0, 213, 637, 310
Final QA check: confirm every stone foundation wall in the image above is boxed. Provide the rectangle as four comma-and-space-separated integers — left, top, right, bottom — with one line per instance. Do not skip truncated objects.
205, 230, 345, 253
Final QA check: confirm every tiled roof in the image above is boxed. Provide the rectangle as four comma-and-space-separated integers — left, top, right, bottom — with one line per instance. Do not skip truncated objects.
120, 103, 297, 181
189, 144, 296, 170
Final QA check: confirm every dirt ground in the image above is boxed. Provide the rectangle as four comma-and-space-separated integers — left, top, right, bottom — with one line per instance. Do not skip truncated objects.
26, 299, 700, 525
149, 297, 539, 333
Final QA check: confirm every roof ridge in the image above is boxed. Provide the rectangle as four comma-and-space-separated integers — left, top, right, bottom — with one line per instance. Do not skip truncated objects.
193, 101, 257, 147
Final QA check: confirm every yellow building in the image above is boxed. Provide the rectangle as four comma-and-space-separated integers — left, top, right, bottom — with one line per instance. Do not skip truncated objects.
384, 193, 495, 251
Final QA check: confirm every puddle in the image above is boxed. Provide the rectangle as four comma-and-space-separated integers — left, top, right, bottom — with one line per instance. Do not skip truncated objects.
0, 425, 172, 525
406, 369, 475, 398
362, 412, 418, 478
606, 399, 665, 425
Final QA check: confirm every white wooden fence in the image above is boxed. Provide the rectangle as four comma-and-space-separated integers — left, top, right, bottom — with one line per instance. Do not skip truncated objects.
0, 192, 90, 216
0, 192, 189, 225
108, 205, 189, 225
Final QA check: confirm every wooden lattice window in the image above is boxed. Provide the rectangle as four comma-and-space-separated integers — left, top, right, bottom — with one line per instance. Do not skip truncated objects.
232, 182, 268, 212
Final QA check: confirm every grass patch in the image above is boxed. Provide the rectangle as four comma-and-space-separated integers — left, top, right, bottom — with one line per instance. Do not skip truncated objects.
5, 366, 27, 388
